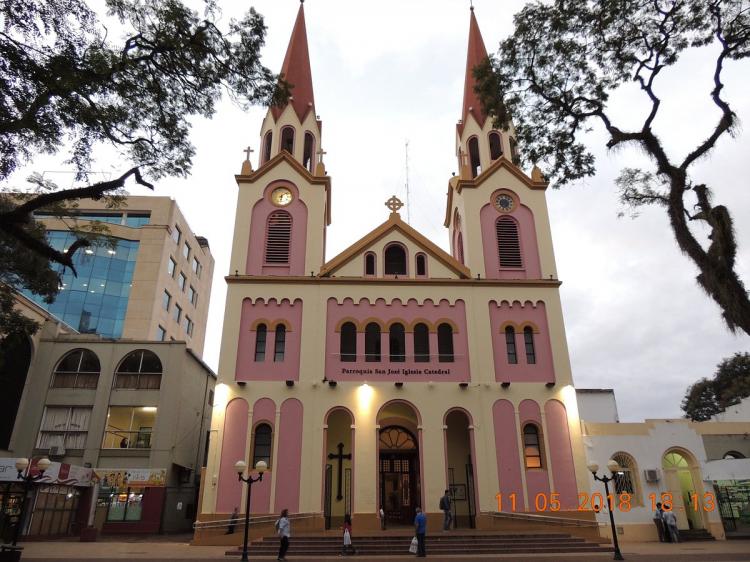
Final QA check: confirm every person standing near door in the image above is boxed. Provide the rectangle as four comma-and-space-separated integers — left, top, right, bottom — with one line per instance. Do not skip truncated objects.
439, 490, 452, 531
414, 507, 427, 558
662, 509, 680, 543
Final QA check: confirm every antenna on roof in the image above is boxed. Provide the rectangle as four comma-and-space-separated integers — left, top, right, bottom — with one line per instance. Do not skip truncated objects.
405, 140, 411, 224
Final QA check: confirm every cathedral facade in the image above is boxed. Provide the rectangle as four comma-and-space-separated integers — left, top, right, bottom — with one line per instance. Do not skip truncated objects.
198, 4, 592, 535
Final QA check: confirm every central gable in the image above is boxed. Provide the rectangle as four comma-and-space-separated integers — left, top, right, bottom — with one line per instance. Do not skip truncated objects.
319, 212, 470, 279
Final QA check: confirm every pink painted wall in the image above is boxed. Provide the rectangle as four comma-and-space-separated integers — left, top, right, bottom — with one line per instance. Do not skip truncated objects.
544, 399, 579, 509
216, 398, 249, 513
235, 298, 302, 381
518, 399, 550, 509
492, 399, 526, 510
246, 181, 308, 276
480, 201, 541, 279
273, 398, 303, 513
488, 300, 554, 383
325, 297, 470, 382
250, 398, 275, 514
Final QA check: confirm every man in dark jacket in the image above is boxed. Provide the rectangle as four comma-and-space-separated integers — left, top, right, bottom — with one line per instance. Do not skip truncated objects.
439, 490, 452, 531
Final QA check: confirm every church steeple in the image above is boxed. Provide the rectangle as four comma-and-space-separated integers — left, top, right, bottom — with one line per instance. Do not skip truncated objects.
258, 1, 322, 174
455, 7, 518, 180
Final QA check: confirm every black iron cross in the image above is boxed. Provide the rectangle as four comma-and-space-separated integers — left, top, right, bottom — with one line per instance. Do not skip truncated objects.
327, 442, 351, 501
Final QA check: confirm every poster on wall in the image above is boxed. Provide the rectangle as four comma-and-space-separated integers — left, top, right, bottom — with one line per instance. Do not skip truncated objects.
94, 468, 166, 490
0, 459, 93, 487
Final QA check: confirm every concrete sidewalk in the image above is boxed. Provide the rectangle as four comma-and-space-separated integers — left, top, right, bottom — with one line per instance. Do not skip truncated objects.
15, 538, 750, 561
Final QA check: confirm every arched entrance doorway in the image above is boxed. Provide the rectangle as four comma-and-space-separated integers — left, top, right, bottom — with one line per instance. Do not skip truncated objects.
377, 401, 422, 526
662, 449, 705, 530
0, 332, 32, 449
323, 408, 354, 529
444, 409, 477, 528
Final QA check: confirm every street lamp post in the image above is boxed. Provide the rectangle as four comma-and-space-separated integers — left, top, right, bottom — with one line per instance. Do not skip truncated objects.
235, 460, 267, 562
588, 460, 624, 561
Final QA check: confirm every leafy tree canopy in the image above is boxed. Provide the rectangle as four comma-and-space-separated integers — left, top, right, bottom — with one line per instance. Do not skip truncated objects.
681, 352, 750, 420
0, 0, 285, 338
476, 0, 750, 335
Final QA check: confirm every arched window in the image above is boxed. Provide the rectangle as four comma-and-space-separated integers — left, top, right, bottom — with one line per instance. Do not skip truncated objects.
340, 322, 357, 362
389, 323, 406, 362
415, 254, 426, 277
724, 451, 746, 459
611, 452, 639, 497
365, 322, 381, 362
252, 423, 273, 466
114, 350, 162, 390
437, 323, 454, 363
254, 324, 267, 362
523, 327, 536, 364
365, 252, 376, 276
468, 136, 480, 178
413, 323, 430, 362
264, 211, 292, 264
496, 216, 522, 268
457, 232, 464, 265
263, 131, 273, 163
384, 244, 407, 275
489, 131, 503, 160
273, 324, 286, 362
52, 349, 100, 389
303, 132, 315, 172
280, 126, 295, 154
505, 326, 517, 364
523, 424, 543, 468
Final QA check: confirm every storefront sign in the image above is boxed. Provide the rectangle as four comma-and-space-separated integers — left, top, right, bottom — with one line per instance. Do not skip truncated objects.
95, 468, 166, 490
0, 458, 93, 487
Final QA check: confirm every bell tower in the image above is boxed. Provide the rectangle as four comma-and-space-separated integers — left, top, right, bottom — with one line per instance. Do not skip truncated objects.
230, 0, 331, 278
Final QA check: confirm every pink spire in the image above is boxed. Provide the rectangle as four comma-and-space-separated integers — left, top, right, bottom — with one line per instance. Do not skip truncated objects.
458, 7, 489, 136
271, 2, 315, 122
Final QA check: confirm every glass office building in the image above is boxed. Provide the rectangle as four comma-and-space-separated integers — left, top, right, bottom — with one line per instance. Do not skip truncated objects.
24, 231, 139, 338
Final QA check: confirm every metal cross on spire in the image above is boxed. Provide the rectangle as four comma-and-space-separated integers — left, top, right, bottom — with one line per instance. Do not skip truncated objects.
316, 147, 327, 163
385, 195, 404, 214
243, 146, 254, 161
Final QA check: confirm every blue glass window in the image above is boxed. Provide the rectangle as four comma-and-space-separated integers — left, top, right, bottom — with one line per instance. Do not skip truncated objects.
125, 213, 150, 227
23, 231, 139, 338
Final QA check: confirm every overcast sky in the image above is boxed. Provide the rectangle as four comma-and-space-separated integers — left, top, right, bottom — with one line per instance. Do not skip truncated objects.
25, 1, 750, 421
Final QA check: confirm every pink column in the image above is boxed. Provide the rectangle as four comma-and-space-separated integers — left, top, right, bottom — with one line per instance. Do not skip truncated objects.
273, 399, 303, 513
216, 398, 249, 513
492, 399, 526, 510
250, 398, 275, 514
544, 400, 579, 509
518, 399, 550, 509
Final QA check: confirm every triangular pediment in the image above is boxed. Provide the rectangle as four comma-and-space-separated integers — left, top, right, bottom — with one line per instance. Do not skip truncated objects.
320, 213, 470, 279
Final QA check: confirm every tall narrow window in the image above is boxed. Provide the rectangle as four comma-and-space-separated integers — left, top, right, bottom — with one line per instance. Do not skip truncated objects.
505, 326, 517, 364
303, 132, 315, 172
274, 324, 286, 362
415, 254, 426, 277
252, 423, 273, 466
413, 323, 430, 362
263, 131, 273, 163
264, 211, 292, 264
365, 253, 376, 276
365, 322, 381, 362
611, 452, 638, 496
489, 131, 503, 160
523, 424, 542, 468
437, 323, 454, 362
524, 327, 536, 364
384, 245, 406, 275
468, 136, 480, 178
281, 126, 295, 154
340, 322, 357, 362
496, 217, 522, 267
254, 324, 267, 362
457, 233, 464, 265
389, 323, 406, 362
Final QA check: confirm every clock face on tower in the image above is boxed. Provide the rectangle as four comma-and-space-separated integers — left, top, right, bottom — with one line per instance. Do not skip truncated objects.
271, 187, 293, 206
493, 193, 515, 213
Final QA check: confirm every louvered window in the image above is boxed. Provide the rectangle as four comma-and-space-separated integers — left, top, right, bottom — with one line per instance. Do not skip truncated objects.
264, 211, 292, 264
496, 217, 522, 268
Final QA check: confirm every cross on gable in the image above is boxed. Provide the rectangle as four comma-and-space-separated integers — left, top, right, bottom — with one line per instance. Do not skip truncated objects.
243, 146, 254, 161
385, 195, 404, 213
316, 147, 327, 163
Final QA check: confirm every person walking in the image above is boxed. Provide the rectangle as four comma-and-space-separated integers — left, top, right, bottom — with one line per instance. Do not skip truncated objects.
226, 507, 239, 534
414, 506, 427, 558
275, 508, 291, 561
341, 513, 355, 556
662, 509, 680, 543
652, 502, 666, 542
439, 489, 452, 531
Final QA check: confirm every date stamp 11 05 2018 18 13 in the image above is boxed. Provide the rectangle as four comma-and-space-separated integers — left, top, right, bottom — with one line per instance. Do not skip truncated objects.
495, 491, 717, 513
